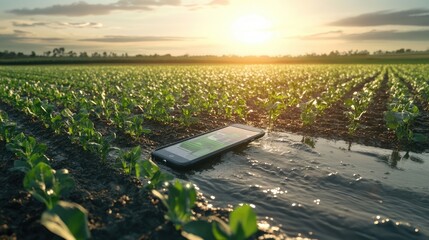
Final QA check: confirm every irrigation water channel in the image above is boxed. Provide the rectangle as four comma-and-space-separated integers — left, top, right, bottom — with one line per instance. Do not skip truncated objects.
158, 131, 429, 239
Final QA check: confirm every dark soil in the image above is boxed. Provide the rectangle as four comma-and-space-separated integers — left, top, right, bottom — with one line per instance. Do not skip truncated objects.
396, 76, 429, 151
0, 102, 282, 240
269, 71, 403, 151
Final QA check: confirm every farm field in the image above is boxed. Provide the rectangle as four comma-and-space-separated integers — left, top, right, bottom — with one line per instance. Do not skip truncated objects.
1, 64, 429, 239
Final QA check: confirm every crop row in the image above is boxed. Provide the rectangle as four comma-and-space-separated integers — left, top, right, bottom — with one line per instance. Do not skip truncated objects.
0, 66, 266, 239
2, 64, 428, 151
384, 68, 427, 145
393, 65, 429, 110
343, 68, 386, 144
0, 110, 91, 240
0, 104, 261, 239
299, 70, 380, 126
0, 65, 382, 131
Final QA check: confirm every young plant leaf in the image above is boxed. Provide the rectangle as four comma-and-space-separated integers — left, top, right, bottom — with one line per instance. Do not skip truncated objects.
41, 201, 91, 240
229, 205, 258, 240
182, 220, 216, 240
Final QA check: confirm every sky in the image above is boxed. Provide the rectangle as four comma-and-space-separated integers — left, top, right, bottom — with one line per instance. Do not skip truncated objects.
1, 0, 429, 56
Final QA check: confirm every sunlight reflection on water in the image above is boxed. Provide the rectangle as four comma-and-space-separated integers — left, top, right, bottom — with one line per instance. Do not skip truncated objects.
168, 131, 429, 239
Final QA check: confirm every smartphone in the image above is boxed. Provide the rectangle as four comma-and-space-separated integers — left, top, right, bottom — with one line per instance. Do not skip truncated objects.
151, 124, 265, 168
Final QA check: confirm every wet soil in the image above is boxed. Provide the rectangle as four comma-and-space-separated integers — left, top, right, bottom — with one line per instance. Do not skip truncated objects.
396, 76, 429, 151
270, 72, 402, 151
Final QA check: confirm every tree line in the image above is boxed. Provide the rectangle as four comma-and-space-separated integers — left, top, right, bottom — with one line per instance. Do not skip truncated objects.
0, 47, 128, 58
0, 47, 428, 59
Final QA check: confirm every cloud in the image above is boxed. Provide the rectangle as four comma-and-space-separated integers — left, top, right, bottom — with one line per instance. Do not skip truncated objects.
8, 2, 124, 16
7, 0, 226, 16
208, 0, 229, 5
0, 32, 64, 43
59, 22, 103, 28
0, 32, 66, 53
330, 9, 429, 26
12, 21, 49, 27
12, 21, 103, 28
80, 35, 192, 42
13, 29, 31, 35
343, 30, 429, 41
115, 0, 181, 6
301, 30, 343, 39
302, 29, 429, 41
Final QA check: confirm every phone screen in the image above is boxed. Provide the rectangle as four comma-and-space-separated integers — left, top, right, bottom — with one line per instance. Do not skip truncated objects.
162, 126, 257, 161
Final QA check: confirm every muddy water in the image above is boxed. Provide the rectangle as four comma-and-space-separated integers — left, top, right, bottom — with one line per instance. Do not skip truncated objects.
164, 132, 429, 239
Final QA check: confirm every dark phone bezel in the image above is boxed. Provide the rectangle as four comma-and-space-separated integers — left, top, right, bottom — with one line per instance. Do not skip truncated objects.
151, 124, 265, 168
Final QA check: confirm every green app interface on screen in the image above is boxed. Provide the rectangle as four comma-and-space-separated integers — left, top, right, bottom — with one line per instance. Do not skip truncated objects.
163, 126, 256, 161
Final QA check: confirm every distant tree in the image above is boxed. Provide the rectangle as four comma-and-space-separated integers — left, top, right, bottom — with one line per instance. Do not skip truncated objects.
59, 47, 65, 56
103, 51, 107, 57
79, 52, 88, 57
53, 48, 59, 57
357, 50, 370, 56
53, 47, 66, 57
44, 51, 51, 57
30, 51, 36, 57
396, 48, 405, 54
329, 50, 339, 56
67, 50, 76, 57
92, 52, 100, 57
373, 50, 384, 55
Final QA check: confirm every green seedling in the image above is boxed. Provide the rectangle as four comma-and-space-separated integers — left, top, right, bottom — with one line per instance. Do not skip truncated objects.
136, 159, 173, 189
7, 133, 50, 172
183, 204, 258, 240
345, 96, 366, 135
179, 104, 198, 126
24, 98, 56, 129
0, 110, 7, 122
41, 201, 91, 240
257, 92, 286, 131
23, 162, 75, 209
50, 114, 63, 134
88, 134, 119, 163
125, 115, 151, 137
384, 102, 420, 144
152, 180, 197, 229
299, 99, 322, 126
117, 146, 141, 175
0, 120, 17, 143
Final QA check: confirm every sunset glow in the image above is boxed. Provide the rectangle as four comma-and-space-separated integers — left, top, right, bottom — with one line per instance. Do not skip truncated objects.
0, 1, 428, 55
231, 15, 273, 45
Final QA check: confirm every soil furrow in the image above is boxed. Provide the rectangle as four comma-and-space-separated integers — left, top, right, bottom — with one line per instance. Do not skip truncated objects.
0, 145, 52, 239
395, 75, 429, 151
0, 101, 275, 239
0, 102, 179, 239
305, 73, 382, 142
355, 70, 397, 149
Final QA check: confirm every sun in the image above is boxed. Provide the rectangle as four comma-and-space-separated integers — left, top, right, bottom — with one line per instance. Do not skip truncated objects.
231, 14, 273, 45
